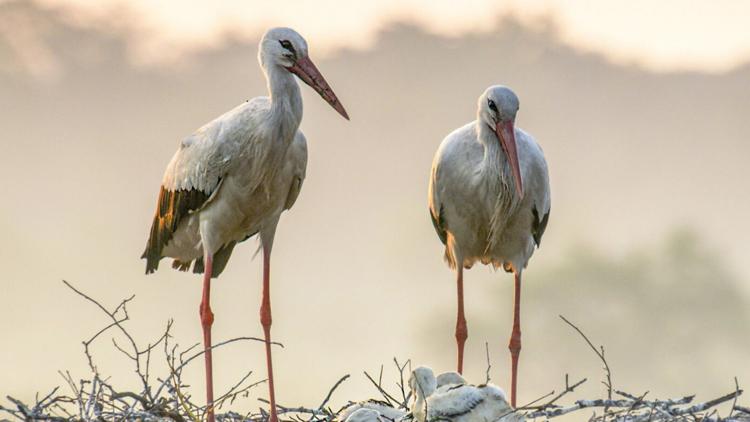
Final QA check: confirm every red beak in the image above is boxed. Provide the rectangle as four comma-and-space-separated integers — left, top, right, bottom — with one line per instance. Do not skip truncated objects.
287, 56, 349, 120
495, 121, 524, 198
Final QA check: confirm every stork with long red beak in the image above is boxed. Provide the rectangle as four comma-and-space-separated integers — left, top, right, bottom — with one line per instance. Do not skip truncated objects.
428, 85, 550, 407
142, 27, 348, 422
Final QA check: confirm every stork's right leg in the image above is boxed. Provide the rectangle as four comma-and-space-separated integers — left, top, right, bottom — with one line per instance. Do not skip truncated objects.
508, 270, 523, 408
455, 266, 468, 374
199, 254, 216, 422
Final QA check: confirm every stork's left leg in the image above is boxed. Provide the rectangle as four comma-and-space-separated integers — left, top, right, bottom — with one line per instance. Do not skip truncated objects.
455, 266, 468, 374
508, 270, 522, 408
199, 253, 216, 422
260, 246, 279, 422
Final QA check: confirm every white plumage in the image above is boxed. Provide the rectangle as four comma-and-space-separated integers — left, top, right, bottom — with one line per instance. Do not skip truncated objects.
142, 27, 348, 422
158, 100, 309, 267
427, 85, 550, 407
436, 372, 466, 389
144, 27, 347, 275
428, 87, 550, 272
409, 367, 524, 422
344, 408, 390, 422
338, 400, 408, 422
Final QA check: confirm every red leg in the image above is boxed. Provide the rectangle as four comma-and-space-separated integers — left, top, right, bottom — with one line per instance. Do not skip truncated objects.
199, 254, 216, 422
455, 266, 468, 374
260, 247, 279, 422
508, 271, 522, 408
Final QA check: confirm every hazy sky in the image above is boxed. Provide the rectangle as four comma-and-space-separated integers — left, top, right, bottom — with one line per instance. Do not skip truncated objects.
23, 0, 750, 72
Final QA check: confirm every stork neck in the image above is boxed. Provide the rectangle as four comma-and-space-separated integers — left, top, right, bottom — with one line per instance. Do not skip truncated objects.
411, 385, 433, 422
477, 122, 512, 188
413, 396, 427, 422
265, 64, 303, 139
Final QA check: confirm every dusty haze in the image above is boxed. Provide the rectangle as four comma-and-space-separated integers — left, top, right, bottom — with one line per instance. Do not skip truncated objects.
1, 0, 749, 414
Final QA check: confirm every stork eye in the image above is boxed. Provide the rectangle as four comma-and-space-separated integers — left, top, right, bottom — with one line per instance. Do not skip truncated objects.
279, 40, 296, 55
488, 99, 498, 112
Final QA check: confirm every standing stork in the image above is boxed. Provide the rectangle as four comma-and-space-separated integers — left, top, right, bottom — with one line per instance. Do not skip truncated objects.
141, 27, 348, 422
428, 85, 550, 407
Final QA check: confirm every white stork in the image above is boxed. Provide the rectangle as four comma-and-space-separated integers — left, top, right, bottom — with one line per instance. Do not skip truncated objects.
408, 366, 523, 422
428, 85, 550, 407
141, 27, 348, 422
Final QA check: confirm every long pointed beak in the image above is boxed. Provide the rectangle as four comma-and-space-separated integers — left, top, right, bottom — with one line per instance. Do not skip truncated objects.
287, 56, 349, 120
495, 121, 524, 198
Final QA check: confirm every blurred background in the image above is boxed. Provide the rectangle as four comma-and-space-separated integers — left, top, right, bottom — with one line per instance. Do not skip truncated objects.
1, 0, 749, 414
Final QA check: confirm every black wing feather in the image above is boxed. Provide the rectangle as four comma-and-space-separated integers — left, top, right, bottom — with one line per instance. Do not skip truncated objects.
430, 205, 447, 245
141, 185, 215, 274
532, 206, 550, 247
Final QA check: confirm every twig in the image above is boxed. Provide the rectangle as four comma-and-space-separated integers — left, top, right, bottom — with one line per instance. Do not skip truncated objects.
484, 342, 492, 384
363, 371, 398, 406
560, 315, 613, 402
317, 374, 350, 412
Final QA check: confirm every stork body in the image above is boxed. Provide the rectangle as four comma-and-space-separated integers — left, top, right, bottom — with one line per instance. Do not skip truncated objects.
142, 27, 348, 422
428, 86, 550, 407
409, 366, 523, 422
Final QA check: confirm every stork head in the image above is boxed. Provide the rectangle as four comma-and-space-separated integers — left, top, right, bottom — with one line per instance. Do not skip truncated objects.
478, 85, 523, 198
259, 27, 349, 120
409, 366, 437, 400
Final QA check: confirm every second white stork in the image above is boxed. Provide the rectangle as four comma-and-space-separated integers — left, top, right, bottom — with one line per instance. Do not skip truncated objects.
141, 27, 348, 422
408, 366, 523, 422
428, 85, 550, 407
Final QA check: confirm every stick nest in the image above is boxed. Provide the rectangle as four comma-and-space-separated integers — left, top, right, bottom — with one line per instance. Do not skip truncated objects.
1, 282, 747, 422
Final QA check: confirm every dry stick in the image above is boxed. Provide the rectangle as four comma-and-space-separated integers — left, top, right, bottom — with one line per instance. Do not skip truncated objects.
671, 389, 744, 416
559, 315, 613, 403
621, 390, 650, 419
316, 374, 351, 412
257, 398, 328, 417
162, 331, 273, 422
730, 377, 741, 418
214, 371, 263, 409
34, 387, 61, 410
378, 365, 384, 394
511, 375, 587, 421
152, 335, 280, 401
4, 396, 71, 422
484, 342, 492, 384
363, 370, 399, 406
525, 398, 634, 419
526, 376, 588, 411
82, 297, 251, 421
393, 358, 412, 410
525, 389, 745, 421
58, 370, 84, 418
63, 280, 159, 403
616, 390, 695, 408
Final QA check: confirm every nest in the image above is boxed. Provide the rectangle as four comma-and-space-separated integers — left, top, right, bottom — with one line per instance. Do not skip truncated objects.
1, 281, 748, 422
